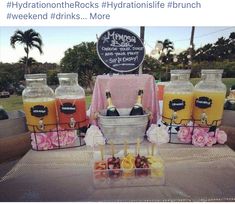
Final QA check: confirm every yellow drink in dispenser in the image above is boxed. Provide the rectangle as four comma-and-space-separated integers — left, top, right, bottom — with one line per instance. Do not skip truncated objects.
163, 92, 193, 124
193, 70, 226, 126
22, 74, 57, 132
193, 91, 226, 126
23, 98, 57, 132
162, 70, 194, 125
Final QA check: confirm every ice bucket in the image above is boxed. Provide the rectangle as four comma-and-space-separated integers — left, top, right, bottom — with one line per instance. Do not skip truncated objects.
97, 108, 149, 144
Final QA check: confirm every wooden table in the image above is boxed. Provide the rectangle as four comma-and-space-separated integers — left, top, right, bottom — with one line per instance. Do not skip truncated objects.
1, 143, 235, 202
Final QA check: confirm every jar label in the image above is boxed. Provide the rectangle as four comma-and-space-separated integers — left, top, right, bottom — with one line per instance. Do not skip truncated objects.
60, 103, 76, 114
195, 96, 212, 109
30, 105, 48, 117
169, 99, 185, 111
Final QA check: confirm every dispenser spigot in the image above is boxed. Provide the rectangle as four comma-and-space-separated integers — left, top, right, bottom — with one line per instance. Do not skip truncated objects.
69, 117, 76, 128
200, 112, 207, 124
38, 118, 45, 130
171, 111, 177, 123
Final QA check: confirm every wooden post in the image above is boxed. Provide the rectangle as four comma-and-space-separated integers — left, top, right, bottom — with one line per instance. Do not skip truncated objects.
189, 26, 195, 66
139, 26, 145, 74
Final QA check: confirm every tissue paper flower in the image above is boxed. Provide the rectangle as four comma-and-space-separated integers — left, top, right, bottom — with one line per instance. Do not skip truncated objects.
56, 128, 77, 146
30, 126, 78, 150
50, 131, 66, 147
206, 135, 217, 147
216, 130, 227, 144
64, 130, 77, 145
174, 124, 227, 147
84, 125, 106, 147
177, 126, 192, 143
147, 124, 169, 144
31, 132, 53, 150
192, 128, 208, 147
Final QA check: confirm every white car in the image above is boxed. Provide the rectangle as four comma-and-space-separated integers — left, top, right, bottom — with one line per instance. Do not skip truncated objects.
0, 91, 10, 98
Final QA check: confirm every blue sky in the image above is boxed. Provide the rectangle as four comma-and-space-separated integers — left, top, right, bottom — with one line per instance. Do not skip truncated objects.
0, 26, 234, 64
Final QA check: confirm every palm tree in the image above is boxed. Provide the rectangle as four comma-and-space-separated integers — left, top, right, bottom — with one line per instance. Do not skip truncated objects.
156, 39, 174, 80
10, 29, 43, 74
157, 39, 174, 55
19, 56, 37, 67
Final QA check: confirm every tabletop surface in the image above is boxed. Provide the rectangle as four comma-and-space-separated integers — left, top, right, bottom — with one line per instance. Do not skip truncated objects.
1, 143, 235, 202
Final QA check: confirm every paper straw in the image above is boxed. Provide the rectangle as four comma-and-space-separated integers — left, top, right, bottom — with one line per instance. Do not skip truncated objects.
124, 140, 128, 156
136, 138, 140, 155
110, 141, 114, 157
151, 143, 154, 156
99, 144, 104, 161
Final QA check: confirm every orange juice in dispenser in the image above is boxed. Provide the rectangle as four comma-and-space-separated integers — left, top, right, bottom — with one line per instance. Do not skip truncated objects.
193, 69, 226, 126
55, 73, 87, 129
162, 70, 194, 125
22, 74, 57, 132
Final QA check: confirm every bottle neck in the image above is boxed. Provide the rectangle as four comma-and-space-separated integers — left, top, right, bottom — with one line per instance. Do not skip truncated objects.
26, 78, 47, 87
202, 73, 222, 82
135, 95, 143, 106
171, 74, 190, 82
59, 77, 78, 86
107, 97, 114, 108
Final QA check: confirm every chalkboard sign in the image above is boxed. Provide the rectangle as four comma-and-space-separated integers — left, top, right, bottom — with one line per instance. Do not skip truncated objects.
60, 103, 76, 114
169, 99, 186, 112
30, 105, 48, 117
97, 28, 145, 73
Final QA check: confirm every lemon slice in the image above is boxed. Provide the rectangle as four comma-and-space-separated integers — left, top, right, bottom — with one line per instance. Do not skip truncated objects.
121, 158, 134, 170
126, 153, 135, 164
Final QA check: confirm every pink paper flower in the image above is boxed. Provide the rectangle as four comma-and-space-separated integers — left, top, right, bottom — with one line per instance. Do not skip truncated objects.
178, 126, 192, 143
216, 130, 227, 144
30, 126, 78, 150
192, 128, 208, 147
49, 131, 67, 147
193, 127, 209, 136
206, 136, 217, 147
62, 130, 77, 145
31, 132, 53, 150
50, 127, 77, 147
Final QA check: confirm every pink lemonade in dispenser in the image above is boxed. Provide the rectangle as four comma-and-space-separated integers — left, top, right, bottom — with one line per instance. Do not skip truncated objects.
55, 73, 88, 129
56, 98, 87, 129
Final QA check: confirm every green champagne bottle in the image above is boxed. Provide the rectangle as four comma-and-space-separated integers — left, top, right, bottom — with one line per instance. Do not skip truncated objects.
106, 91, 120, 116
130, 90, 144, 116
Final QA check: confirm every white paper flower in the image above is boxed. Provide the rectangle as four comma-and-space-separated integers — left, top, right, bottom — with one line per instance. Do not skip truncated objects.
84, 125, 106, 147
147, 124, 169, 144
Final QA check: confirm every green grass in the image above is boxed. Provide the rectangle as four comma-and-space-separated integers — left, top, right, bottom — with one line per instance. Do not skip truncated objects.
0, 95, 23, 112
0, 94, 93, 112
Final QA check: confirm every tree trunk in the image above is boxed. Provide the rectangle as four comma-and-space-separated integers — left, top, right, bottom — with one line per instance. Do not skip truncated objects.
25, 46, 30, 74
89, 80, 94, 93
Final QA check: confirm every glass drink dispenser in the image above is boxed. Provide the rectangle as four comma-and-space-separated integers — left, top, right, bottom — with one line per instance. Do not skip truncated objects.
162, 70, 194, 125
55, 73, 87, 129
193, 69, 226, 126
22, 74, 57, 132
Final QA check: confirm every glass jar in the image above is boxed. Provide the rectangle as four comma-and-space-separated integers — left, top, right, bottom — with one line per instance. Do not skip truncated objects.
162, 70, 194, 125
22, 74, 57, 132
55, 73, 87, 129
193, 69, 226, 126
